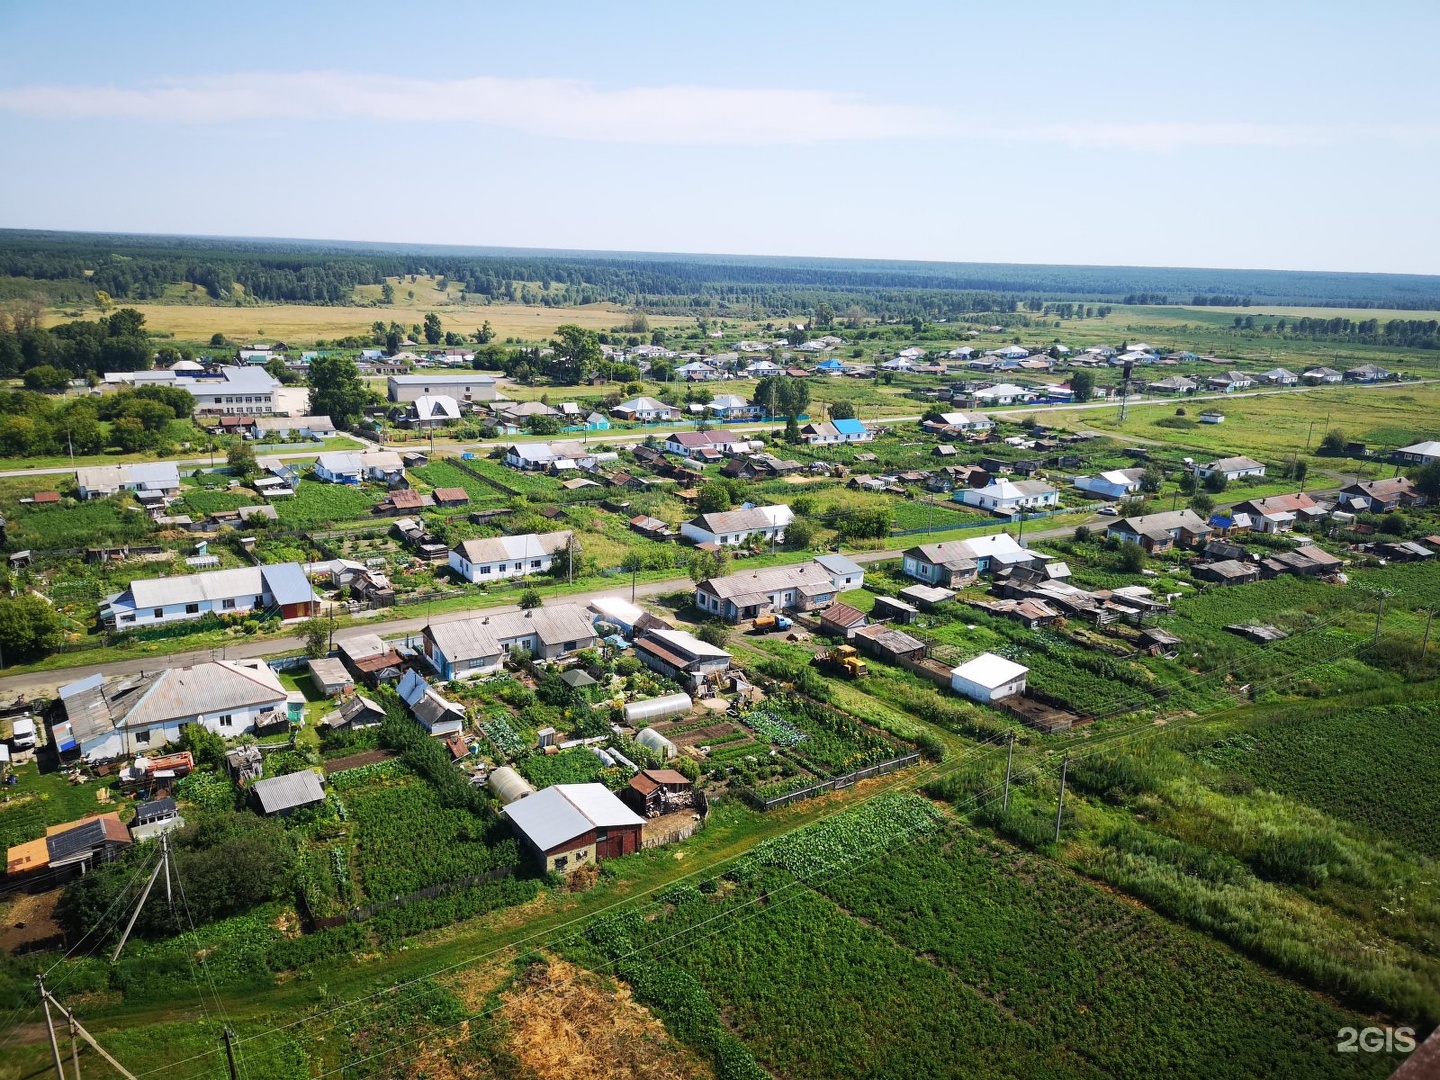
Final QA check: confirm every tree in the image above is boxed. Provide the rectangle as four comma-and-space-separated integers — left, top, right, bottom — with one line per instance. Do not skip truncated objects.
22, 365, 71, 392
473, 321, 494, 345
381, 282, 395, 304
1139, 465, 1164, 494
696, 485, 732, 514
696, 622, 730, 649
1116, 541, 1145, 574
784, 415, 801, 443
1294, 459, 1309, 487
1318, 428, 1347, 456
812, 302, 835, 330
111, 416, 151, 452
385, 330, 401, 355
549, 325, 603, 385
1411, 462, 1440, 498
93, 290, 114, 313
1189, 492, 1216, 516
1070, 370, 1094, 403
302, 618, 329, 659
1202, 471, 1229, 494
264, 357, 299, 385
518, 588, 543, 610
227, 441, 258, 479
0, 595, 62, 661
1073, 525, 1092, 543
308, 353, 369, 427
829, 400, 856, 420
423, 312, 443, 346
784, 517, 816, 550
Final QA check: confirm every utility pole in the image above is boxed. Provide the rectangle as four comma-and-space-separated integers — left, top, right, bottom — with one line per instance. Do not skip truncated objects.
222, 1027, 240, 1080
1001, 732, 1014, 814
39, 976, 65, 1080
112, 839, 169, 962
1374, 594, 1385, 647
1422, 608, 1434, 665
1053, 752, 1069, 844
69, 1012, 81, 1080
35, 978, 137, 1080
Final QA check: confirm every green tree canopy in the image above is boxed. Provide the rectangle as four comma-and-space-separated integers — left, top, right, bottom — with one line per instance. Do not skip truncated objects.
307, 353, 369, 427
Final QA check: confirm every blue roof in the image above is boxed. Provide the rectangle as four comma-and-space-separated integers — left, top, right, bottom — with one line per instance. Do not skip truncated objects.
261, 563, 317, 607
832, 418, 867, 435
816, 359, 843, 370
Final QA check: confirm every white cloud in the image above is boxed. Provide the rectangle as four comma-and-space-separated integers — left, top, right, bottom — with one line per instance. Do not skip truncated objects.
0, 72, 946, 146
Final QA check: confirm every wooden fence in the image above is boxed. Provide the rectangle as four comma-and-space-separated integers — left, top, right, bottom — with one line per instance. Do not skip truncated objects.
738, 752, 921, 811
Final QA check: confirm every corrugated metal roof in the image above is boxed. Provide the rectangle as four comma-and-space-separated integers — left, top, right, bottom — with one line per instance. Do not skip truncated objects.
505, 784, 644, 853
951, 652, 1028, 689
261, 563, 317, 608
122, 661, 287, 731
251, 771, 325, 815
453, 530, 572, 566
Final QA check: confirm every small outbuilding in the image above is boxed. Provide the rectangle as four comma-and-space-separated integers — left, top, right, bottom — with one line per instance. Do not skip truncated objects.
950, 653, 1029, 704
621, 769, 695, 817
250, 771, 326, 817
488, 766, 537, 805
307, 657, 354, 697
635, 725, 679, 760
623, 694, 692, 725
503, 783, 645, 874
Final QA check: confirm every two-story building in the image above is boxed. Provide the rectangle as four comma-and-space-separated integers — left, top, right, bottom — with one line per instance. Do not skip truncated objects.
386, 373, 498, 404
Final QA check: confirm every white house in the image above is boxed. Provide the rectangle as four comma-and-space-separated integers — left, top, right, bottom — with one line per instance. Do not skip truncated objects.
1074, 469, 1144, 500
933, 412, 993, 432
189, 367, 280, 416
1194, 456, 1266, 482
52, 661, 293, 763
693, 561, 839, 622
74, 462, 181, 502
504, 441, 592, 471
957, 478, 1059, 513
249, 415, 338, 440
99, 562, 319, 630
1301, 367, 1343, 384
743, 360, 783, 377
1259, 368, 1299, 386
674, 361, 720, 381
448, 531, 573, 583
812, 553, 866, 592
973, 383, 1036, 406
680, 505, 793, 547
421, 604, 598, 679
994, 345, 1030, 361
314, 450, 405, 484
410, 395, 462, 426
706, 394, 766, 421
1392, 441, 1440, 467
612, 396, 681, 423
950, 653, 1028, 704
900, 533, 1032, 586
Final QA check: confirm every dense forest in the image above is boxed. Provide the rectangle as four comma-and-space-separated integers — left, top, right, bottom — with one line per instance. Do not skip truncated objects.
2, 231, 1439, 318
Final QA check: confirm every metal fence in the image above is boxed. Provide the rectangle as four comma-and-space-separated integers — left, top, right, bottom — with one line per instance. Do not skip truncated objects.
738, 752, 921, 811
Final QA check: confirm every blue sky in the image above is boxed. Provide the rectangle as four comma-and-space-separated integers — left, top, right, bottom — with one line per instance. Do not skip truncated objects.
1, 0, 1436, 274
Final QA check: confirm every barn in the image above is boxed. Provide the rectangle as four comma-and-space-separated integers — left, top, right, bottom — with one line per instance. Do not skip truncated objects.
621, 769, 695, 818
950, 653, 1028, 703
503, 783, 645, 874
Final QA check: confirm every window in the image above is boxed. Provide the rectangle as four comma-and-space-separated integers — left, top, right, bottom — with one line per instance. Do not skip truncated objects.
218, 714, 234, 728
563, 641, 576, 651
594, 829, 608, 842
153, 608, 164, 619
121, 614, 135, 624
479, 565, 491, 575
134, 729, 150, 745
531, 559, 542, 569
185, 603, 200, 615
553, 855, 568, 870
223, 598, 236, 610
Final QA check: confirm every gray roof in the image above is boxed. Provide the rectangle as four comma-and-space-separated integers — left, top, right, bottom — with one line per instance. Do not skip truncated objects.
1201, 456, 1265, 473
74, 461, 181, 492
107, 562, 315, 613
253, 414, 336, 432
453, 530, 572, 566
812, 553, 864, 578
687, 508, 776, 535
251, 771, 326, 815
504, 783, 644, 853
427, 604, 596, 662
697, 561, 834, 602
60, 661, 288, 743
388, 373, 496, 386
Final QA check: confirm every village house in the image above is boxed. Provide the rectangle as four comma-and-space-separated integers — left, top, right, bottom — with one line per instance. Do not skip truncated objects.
1391, 441, 1440, 467
1340, 477, 1426, 513
314, 450, 406, 485
337, 634, 407, 686
1258, 368, 1299, 386
1106, 509, 1213, 552
1146, 376, 1198, 395
900, 533, 1033, 587
74, 462, 182, 502
956, 477, 1059, 514
634, 627, 733, 690
1074, 469, 1145, 500
1301, 366, 1343, 384
664, 430, 756, 458
448, 530, 573, 583
504, 783, 645, 874
693, 561, 840, 622
1206, 371, 1255, 393
612, 396, 681, 423
421, 604, 598, 679
799, 418, 874, 445
1193, 456, 1266, 482
386, 372, 498, 403
1228, 492, 1329, 533
706, 393, 766, 421
1345, 364, 1393, 382
99, 562, 318, 629
408, 394, 463, 427
189, 366, 281, 416
680, 505, 793, 547
397, 669, 465, 737
973, 383, 1037, 406
51, 661, 293, 762
248, 415, 337, 440
812, 553, 866, 591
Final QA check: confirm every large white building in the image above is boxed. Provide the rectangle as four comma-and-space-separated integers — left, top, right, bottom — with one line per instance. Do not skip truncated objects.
52, 661, 294, 763
421, 603, 598, 679
386, 373, 497, 404
448, 531, 573, 583
189, 367, 281, 416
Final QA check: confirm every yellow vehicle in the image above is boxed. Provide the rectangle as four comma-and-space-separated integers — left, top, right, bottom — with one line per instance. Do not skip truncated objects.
815, 644, 868, 679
